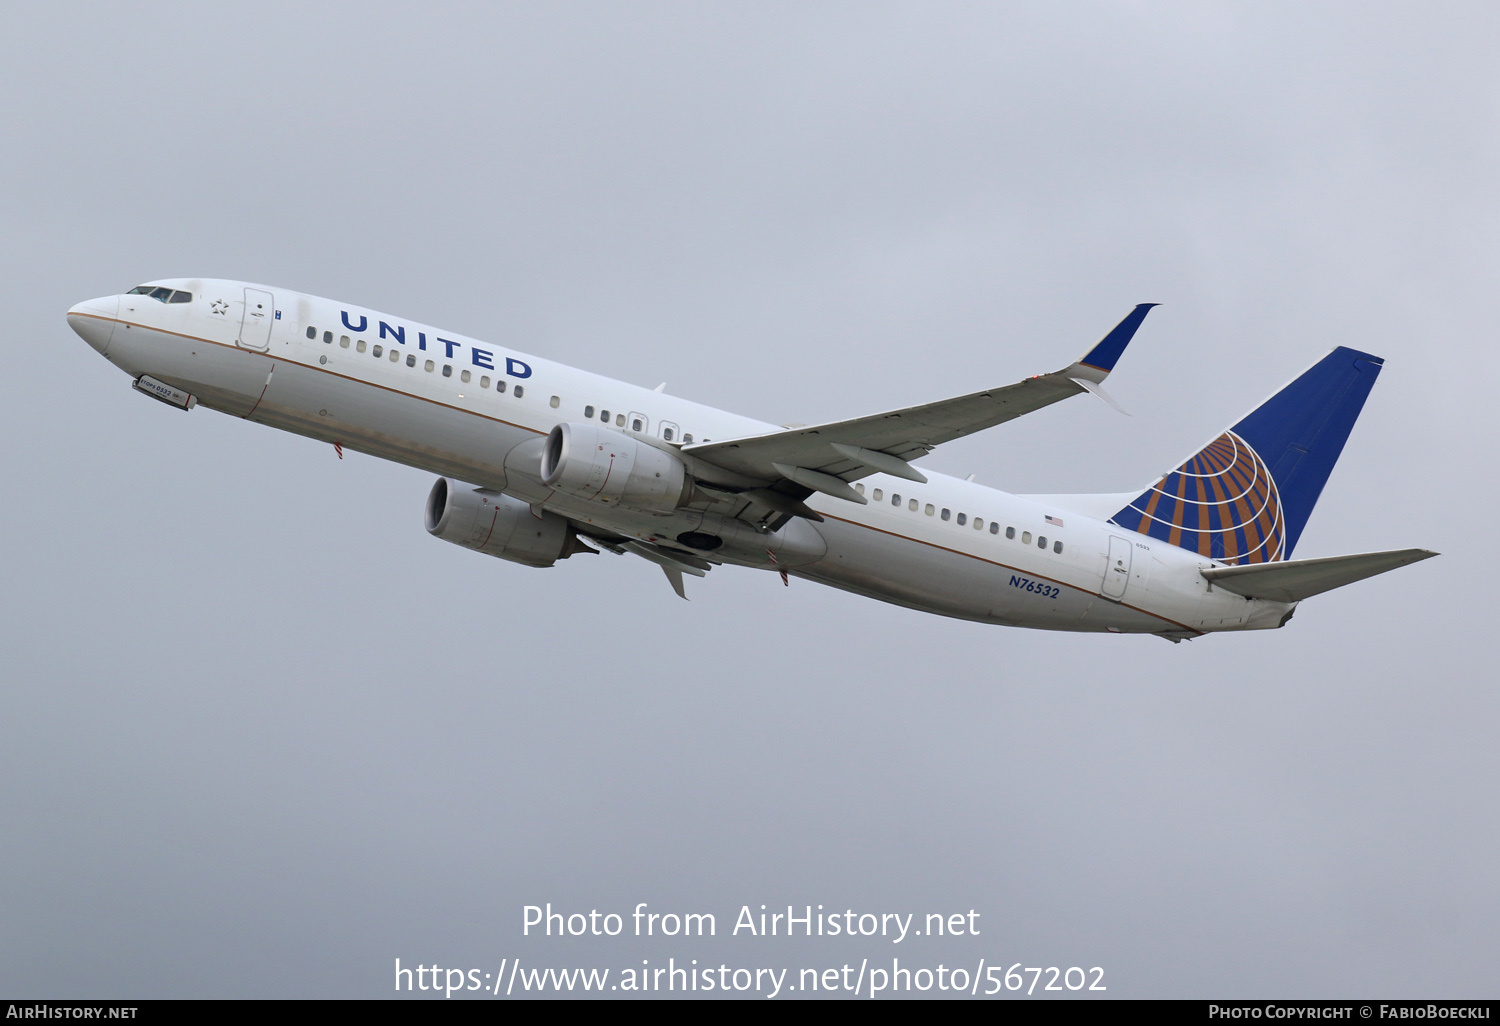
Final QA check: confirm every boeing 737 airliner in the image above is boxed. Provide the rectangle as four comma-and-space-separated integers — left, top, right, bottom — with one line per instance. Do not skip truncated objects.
66, 280, 1434, 641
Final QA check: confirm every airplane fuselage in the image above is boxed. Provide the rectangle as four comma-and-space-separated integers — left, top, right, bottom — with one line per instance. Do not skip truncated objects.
67, 279, 1297, 639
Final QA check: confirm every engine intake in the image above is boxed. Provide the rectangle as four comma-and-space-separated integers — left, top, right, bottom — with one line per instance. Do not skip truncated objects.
540, 422, 691, 513
425, 478, 584, 568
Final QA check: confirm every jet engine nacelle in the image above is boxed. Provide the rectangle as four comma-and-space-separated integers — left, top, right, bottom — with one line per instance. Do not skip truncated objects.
425, 477, 580, 568
540, 422, 691, 513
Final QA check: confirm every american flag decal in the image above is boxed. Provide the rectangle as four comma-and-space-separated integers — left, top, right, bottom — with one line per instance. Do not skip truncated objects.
1045, 515, 1064, 527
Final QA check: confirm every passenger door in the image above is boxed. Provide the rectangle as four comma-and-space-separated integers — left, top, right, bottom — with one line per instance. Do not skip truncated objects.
1101, 536, 1132, 601
237, 287, 274, 351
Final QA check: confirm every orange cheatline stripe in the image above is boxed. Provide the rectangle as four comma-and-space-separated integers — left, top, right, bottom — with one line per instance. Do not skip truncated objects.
87, 317, 543, 437
818, 512, 1202, 635
93, 315, 1213, 633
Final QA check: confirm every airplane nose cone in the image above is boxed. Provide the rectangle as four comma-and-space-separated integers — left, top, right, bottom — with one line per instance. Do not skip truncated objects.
67, 295, 121, 354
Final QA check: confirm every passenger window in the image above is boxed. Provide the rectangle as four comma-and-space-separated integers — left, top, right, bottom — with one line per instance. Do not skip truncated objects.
481, 375, 490, 389
497, 379, 506, 392
389, 349, 399, 362
956, 513, 966, 526
425, 359, 435, 372
941, 508, 951, 521
514, 385, 524, 397
908, 498, 918, 511
1053, 541, 1063, 554
891, 493, 901, 506
458, 369, 469, 382
585, 405, 595, 418
339, 336, 350, 348
406, 354, 416, 367
854, 483, 865, 495
683, 434, 693, 443
600, 409, 610, 422
1038, 536, 1047, 549
442, 365, 452, 377
873, 489, 883, 502
373, 344, 384, 358
306, 326, 316, 340
974, 518, 983, 530
169, 290, 192, 304
323, 330, 333, 343
663, 427, 674, 441
615, 413, 624, 427
990, 522, 1000, 535
631, 417, 642, 430
925, 504, 935, 516
1022, 531, 1031, 544
356, 340, 367, 353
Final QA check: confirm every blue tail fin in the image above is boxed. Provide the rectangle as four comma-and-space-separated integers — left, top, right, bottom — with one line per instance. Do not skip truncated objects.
1110, 347, 1384, 563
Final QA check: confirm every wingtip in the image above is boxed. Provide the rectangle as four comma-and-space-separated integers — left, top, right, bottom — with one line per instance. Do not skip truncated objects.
1077, 303, 1158, 374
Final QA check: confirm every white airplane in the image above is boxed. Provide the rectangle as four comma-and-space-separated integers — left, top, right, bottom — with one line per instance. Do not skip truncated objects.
67, 279, 1434, 641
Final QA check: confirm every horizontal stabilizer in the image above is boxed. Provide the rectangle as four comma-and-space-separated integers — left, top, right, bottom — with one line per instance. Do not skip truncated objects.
1201, 548, 1437, 602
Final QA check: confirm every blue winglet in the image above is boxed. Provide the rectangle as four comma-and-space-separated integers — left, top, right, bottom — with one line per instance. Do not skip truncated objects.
1078, 303, 1158, 373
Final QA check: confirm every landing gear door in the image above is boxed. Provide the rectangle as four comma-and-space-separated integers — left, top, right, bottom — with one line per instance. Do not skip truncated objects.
1102, 535, 1132, 601
238, 288, 274, 351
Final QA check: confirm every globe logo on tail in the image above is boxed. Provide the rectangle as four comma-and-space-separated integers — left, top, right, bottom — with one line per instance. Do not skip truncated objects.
1111, 431, 1286, 564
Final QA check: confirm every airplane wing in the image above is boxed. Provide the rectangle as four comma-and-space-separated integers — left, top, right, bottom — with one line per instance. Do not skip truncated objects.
682, 304, 1156, 510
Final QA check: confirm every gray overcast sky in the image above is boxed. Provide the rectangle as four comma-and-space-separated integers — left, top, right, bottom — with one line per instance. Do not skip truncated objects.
2, 1, 1495, 998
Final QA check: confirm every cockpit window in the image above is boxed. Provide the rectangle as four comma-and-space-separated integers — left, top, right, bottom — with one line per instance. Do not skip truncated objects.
126, 285, 192, 304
